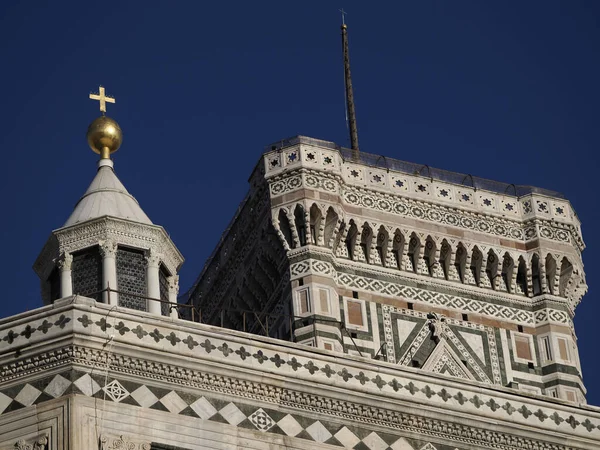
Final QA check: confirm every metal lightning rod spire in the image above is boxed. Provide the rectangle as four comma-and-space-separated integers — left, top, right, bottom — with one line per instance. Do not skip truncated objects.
340, 9, 360, 160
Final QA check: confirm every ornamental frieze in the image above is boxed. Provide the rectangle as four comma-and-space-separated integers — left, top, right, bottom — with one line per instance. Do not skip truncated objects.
267, 169, 584, 251
0, 300, 595, 440
290, 259, 572, 329
0, 347, 597, 449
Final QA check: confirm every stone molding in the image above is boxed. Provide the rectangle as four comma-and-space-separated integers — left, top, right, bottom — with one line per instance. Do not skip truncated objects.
291, 258, 573, 329
388, 307, 502, 384
264, 143, 580, 229
0, 300, 598, 441
34, 216, 184, 287
289, 246, 576, 310
267, 166, 585, 252
2, 348, 597, 450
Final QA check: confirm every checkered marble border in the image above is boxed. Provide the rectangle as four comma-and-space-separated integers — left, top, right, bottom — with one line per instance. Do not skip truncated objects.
0, 302, 597, 445
0, 370, 581, 450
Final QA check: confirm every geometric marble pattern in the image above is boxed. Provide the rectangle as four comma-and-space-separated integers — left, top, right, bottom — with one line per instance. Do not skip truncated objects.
291, 259, 572, 328
1, 368, 598, 444
0, 304, 597, 443
384, 306, 502, 384
0, 368, 582, 449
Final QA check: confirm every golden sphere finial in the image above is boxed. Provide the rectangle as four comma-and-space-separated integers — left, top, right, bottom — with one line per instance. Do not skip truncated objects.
86, 116, 123, 159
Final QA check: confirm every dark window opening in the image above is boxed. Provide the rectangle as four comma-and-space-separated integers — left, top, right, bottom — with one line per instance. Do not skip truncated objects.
116, 247, 147, 311
71, 246, 102, 301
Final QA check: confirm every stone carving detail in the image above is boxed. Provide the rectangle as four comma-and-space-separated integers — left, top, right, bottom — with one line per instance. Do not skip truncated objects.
144, 249, 161, 267
427, 312, 445, 340
267, 167, 584, 251
56, 252, 73, 271
279, 199, 586, 305
100, 434, 150, 450
388, 306, 500, 383
14, 435, 48, 450
292, 259, 572, 328
1, 342, 597, 447
99, 239, 118, 258
53, 217, 183, 277
103, 379, 129, 402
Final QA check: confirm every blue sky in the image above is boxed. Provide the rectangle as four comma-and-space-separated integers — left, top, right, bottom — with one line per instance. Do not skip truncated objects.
1, 2, 599, 404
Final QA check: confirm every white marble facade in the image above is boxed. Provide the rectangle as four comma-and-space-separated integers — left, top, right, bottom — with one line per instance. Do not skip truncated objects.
0, 296, 599, 449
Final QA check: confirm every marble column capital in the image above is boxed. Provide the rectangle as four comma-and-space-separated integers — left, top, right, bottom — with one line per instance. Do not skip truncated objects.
56, 251, 73, 271
99, 239, 118, 258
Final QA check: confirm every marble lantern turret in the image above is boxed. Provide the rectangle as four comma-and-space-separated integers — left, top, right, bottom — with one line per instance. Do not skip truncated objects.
33, 91, 183, 317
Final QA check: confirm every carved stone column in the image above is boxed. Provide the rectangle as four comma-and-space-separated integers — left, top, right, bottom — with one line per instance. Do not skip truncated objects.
463, 253, 477, 286
168, 275, 180, 319
431, 247, 445, 279
447, 250, 460, 282
526, 265, 534, 297
57, 252, 73, 298
145, 249, 162, 315
416, 246, 428, 275
99, 240, 118, 305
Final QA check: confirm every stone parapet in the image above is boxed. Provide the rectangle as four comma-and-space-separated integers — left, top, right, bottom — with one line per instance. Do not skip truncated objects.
0, 297, 599, 449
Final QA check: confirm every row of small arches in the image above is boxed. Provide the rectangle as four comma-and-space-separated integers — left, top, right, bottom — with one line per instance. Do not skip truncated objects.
273, 203, 581, 300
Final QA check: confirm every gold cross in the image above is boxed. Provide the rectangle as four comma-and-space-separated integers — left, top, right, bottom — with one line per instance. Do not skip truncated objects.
89, 86, 115, 114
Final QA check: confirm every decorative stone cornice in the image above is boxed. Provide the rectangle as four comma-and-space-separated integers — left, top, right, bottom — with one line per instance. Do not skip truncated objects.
1, 344, 597, 450
267, 165, 585, 252
0, 298, 598, 443
34, 216, 184, 288
289, 257, 574, 329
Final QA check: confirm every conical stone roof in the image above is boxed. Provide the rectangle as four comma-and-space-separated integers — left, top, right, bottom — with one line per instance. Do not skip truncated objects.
63, 161, 152, 227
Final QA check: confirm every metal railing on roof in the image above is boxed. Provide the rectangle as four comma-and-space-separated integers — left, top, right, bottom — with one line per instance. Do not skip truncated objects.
265, 136, 564, 199
78, 287, 368, 358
